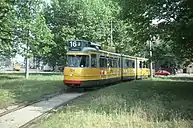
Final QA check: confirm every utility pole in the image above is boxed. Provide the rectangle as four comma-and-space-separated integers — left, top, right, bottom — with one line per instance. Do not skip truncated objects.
25, 2, 30, 79
25, 42, 29, 79
110, 20, 113, 46
149, 40, 153, 79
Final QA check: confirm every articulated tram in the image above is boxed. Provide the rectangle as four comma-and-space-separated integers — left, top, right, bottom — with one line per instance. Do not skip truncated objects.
64, 40, 150, 88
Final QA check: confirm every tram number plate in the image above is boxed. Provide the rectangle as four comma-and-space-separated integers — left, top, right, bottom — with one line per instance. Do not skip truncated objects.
68, 41, 82, 51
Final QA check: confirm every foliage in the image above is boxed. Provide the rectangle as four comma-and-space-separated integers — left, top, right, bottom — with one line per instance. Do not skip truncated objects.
14, 0, 54, 58
0, 0, 54, 69
1, 0, 193, 70
0, 0, 17, 57
115, 0, 193, 65
0, 74, 63, 109
43, 0, 122, 67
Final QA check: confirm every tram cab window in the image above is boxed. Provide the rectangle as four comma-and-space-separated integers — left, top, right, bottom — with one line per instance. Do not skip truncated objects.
91, 54, 97, 67
66, 55, 89, 67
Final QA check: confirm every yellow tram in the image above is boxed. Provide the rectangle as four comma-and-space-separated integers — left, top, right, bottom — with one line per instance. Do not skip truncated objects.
64, 40, 150, 88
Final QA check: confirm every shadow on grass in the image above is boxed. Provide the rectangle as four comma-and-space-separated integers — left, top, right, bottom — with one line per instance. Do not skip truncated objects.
155, 75, 193, 81
0, 75, 23, 80
1, 74, 193, 124
0, 72, 63, 76
115, 80, 193, 121
65, 79, 193, 122
0, 78, 65, 109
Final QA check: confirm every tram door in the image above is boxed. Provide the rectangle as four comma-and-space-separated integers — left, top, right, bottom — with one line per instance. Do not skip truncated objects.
99, 56, 107, 80
136, 59, 143, 79
107, 57, 113, 79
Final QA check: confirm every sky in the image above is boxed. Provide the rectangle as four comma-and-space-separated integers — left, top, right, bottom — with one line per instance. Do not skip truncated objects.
44, 0, 51, 5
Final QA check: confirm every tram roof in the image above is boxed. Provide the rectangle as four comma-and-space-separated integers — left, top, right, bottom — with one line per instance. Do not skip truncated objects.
136, 57, 149, 60
98, 50, 121, 56
67, 40, 148, 60
121, 54, 136, 59
67, 48, 148, 60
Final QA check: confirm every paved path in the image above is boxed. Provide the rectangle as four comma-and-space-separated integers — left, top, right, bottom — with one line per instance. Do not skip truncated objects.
0, 93, 84, 128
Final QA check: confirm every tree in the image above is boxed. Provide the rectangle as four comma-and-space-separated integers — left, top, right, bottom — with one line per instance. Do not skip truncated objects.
43, 0, 121, 67
0, 0, 17, 57
14, 0, 54, 78
112, 0, 193, 71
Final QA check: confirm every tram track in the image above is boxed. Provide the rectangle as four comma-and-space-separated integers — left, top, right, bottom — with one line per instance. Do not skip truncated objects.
18, 81, 137, 128
19, 93, 84, 128
0, 88, 85, 128
18, 87, 106, 128
0, 89, 65, 118
0, 81, 135, 128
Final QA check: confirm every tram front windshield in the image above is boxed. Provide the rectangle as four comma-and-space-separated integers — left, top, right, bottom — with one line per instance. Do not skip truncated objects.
66, 55, 89, 67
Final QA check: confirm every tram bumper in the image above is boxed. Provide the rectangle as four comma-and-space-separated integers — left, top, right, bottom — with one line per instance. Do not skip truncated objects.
64, 80, 82, 86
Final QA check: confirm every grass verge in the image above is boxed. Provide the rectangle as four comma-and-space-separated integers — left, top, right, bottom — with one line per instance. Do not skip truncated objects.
0, 74, 64, 109
32, 78, 193, 128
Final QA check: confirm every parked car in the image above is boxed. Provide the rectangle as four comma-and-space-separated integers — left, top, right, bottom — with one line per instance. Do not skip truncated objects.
155, 70, 170, 76
13, 65, 21, 71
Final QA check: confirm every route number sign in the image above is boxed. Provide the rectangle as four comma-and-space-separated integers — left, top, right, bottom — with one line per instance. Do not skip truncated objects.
68, 41, 82, 51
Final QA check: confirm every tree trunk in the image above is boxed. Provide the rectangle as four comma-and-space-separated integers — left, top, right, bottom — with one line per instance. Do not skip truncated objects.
25, 57, 29, 79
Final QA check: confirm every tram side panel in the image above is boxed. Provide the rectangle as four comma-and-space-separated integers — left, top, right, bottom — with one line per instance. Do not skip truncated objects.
136, 58, 143, 79
142, 60, 150, 79
99, 54, 122, 85
64, 67, 102, 86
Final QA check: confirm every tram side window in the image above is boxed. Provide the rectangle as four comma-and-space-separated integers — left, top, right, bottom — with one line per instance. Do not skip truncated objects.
132, 60, 135, 68
113, 59, 118, 68
126, 60, 129, 68
118, 58, 121, 68
100, 57, 107, 68
107, 58, 113, 67
146, 62, 149, 68
139, 61, 142, 68
111, 58, 117, 68
127, 60, 133, 68
91, 54, 97, 67
80, 56, 89, 67
123, 59, 127, 68
126, 59, 131, 68
143, 61, 146, 68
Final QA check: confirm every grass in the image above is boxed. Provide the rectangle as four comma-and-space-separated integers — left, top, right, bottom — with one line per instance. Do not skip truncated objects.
32, 77, 193, 128
153, 75, 193, 82
0, 74, 64, 109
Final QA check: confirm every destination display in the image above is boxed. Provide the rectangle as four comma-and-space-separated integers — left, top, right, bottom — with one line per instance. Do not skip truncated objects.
68, 40, 82, 51
67, 40, 101, 51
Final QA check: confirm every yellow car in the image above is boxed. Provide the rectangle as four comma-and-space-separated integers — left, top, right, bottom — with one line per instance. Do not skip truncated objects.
13, 65, 21, 71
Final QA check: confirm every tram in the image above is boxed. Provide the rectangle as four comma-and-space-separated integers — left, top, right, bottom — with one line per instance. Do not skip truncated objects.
64, 40, 150, 88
